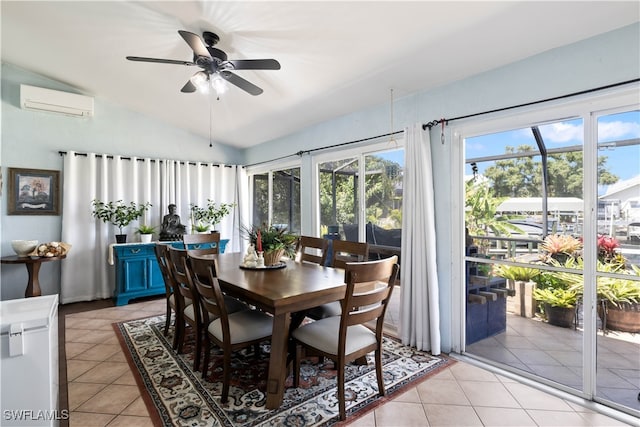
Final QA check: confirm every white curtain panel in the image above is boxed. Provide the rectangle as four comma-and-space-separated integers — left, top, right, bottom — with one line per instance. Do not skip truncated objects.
400, 124, 441, 354
60, 152, 241, 303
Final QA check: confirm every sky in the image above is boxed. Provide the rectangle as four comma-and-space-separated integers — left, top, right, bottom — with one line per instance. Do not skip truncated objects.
464, 110, 640, 189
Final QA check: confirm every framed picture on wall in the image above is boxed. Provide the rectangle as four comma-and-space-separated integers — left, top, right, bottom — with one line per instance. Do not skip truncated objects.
8, 167, 61, 215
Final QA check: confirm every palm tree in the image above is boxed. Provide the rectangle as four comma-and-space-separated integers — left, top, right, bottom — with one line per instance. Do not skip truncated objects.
465, 178, 521, 255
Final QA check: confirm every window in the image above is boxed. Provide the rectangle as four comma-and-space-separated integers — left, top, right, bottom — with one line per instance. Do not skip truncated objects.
317, 147, 404, 248
251, 167, 301, 234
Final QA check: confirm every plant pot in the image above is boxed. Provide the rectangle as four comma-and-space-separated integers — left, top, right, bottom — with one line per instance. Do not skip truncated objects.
263, 249, 285, 266
599, 302, 640, 333
507, 280, 536, 318
115, 234, 127, 244
140, 234, 152, 243
544, 303, 576, 328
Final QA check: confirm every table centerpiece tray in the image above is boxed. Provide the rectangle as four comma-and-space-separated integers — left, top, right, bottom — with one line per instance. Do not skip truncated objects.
239, 262, 286, 270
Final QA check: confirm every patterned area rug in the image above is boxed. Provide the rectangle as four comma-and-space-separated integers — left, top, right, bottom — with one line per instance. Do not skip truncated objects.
114, 315, 453, 427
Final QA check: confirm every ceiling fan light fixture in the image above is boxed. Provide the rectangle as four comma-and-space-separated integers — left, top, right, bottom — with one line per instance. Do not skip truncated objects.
191, 71, 210, 92
211, 74, 228, 96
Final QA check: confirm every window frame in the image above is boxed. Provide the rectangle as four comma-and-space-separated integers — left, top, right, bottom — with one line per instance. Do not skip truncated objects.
451, 84, 639, 405
246, 158, 302, 232
311, 138, 405, 240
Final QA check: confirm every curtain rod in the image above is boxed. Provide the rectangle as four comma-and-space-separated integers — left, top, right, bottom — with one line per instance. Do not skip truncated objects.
57, 151, 234, 167
245, 130, 403, 168
421, 78, 640, 131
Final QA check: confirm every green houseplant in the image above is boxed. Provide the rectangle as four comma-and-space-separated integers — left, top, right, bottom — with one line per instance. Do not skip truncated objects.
241, 223, 297, 266
135, 224, 157, 243
190, 200, 236, 233
91, 199, 151, 243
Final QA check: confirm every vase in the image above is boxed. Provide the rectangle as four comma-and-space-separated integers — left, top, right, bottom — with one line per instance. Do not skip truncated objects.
263, 249, 284, 266
115, 234, 127, 244
140, 234, 152, 243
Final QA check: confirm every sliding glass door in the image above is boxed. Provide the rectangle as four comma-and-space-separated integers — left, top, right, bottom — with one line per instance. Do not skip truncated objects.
460, 92, 639, 417
594, 109, 640, 411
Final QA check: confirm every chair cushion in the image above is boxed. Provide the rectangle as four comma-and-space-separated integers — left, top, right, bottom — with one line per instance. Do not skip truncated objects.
208, 310, 273, 344
307, 301, 342, 319
291, 316, 377, 356
169, 294, 192, 308
183, 303, 197, 322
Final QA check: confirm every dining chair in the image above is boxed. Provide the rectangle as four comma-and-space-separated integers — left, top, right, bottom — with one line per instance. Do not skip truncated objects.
167, 246, 206, 371
183, 232, 221, 256
307, 239, 370, 319
188, 256, 274, 403
153, 243, 188, 349
329, 239, 369, 269
295, 236, 328, 266
291, 255, 399, 421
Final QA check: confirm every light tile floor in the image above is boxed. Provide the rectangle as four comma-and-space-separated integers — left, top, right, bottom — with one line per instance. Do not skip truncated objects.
63, 297, 633, 426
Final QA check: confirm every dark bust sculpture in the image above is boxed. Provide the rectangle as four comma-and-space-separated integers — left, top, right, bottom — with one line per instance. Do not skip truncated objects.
159, 204, 186, 241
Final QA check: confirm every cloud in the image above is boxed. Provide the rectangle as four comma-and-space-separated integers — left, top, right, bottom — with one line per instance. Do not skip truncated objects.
598, 120, 640, 141
539, 122, 583, 143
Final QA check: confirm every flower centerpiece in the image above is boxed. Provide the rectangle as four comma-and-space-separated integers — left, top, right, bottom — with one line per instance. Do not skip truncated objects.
242, 223, 297, 266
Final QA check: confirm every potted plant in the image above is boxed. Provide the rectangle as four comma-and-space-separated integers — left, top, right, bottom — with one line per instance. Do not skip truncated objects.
135, 224, 157, 243
190, 200, 236, 234
91, 199, 152, 243
533, 287, 579, 328
494, 263, 540, 318
242, 223, 297, 266
540, 234, 582, 264
596, 262, 640, 332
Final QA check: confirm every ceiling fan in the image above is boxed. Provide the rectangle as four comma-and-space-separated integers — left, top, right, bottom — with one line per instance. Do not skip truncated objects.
126, 30, 280, 96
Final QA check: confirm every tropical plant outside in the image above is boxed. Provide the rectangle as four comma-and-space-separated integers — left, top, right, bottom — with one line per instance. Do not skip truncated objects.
533, 287, 579, 308
494, 263, 540, 282
465, 178, 522, 254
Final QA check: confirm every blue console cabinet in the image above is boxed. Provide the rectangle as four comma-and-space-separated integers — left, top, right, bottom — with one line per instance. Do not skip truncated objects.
113, 239, 229, 306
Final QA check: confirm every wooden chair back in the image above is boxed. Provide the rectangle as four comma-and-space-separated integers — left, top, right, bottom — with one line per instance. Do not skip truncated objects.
183, 233, 221, 256
342, 255, 399, 335
154, 243, 174, 300
168, 247, 193, 298
329, 240, 369, 269
188, 256, 229, 341
295, 236, 328, 265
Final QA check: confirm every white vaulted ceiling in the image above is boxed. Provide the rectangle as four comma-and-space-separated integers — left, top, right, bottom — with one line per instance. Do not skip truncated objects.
2, 1, 638, 148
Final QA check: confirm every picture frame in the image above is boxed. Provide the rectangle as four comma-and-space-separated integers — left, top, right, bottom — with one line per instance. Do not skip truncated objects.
8, 167, 61, 215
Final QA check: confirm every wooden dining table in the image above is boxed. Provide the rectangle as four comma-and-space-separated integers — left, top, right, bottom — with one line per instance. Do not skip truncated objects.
210, 252, 346, 409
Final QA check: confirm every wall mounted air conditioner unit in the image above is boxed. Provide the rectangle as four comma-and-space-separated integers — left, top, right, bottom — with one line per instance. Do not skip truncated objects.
20, 84, 94, 117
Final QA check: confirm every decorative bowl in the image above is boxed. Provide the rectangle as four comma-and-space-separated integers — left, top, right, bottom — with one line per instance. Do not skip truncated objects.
11, 240, 38, 257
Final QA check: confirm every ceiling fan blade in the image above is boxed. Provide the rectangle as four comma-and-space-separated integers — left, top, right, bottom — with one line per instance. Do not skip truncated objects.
178, 30, 210, 58
126, 56, 195, 66
181, 80, 197, 93
226, 59, 281, 70
219, 71, 263, 96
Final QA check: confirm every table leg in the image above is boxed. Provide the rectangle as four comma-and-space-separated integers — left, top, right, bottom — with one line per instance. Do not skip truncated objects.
25, 261, 42, 297
265, 312, 290, 409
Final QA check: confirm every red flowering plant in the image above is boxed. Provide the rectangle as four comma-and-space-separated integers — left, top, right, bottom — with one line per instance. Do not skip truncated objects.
597, 235, 625, 267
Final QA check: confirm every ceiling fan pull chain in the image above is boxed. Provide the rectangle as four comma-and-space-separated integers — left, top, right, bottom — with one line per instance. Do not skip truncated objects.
209, 88, 213, 148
